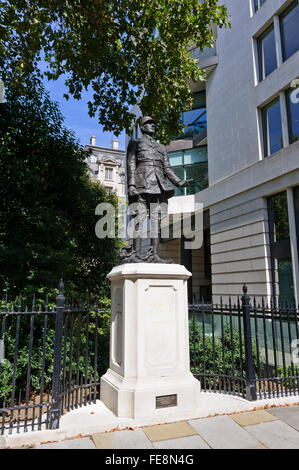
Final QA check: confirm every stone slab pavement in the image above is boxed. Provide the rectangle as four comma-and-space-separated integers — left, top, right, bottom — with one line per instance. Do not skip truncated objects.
29, 405, 299, 450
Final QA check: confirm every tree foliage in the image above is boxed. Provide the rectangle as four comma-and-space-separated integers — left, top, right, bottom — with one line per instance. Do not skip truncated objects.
0, 0, 230, 141
0, 81, 121, 297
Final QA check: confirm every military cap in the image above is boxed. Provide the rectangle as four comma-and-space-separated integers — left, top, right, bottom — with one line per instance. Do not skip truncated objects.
139, 115, 156, 128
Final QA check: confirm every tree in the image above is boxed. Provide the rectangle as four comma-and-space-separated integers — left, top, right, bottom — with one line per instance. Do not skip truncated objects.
0, 0, 230, 142
0, 81, 121, 297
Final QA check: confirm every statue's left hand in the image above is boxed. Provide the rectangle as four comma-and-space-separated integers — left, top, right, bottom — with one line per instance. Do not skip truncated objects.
177, 180, 189, 187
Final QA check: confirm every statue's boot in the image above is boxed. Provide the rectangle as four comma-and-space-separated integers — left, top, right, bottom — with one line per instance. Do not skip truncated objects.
151, 253, 175, 264
149, 238, 175, 264
119, 239, 144, 263
130, 251, 144, 263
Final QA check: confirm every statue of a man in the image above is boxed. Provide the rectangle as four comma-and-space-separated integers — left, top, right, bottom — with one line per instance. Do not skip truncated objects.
120, 115, 188, 263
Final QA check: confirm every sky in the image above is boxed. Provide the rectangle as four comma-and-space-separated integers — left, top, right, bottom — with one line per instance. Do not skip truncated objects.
42, 73, 126, 151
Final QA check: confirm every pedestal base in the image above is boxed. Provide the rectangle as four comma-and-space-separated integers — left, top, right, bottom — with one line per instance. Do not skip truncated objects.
101, 369, 200, 419
100, 263, 200, 419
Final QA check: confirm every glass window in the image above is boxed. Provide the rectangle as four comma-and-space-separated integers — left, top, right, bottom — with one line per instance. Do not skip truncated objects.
286, 87, 299, 144
105, 167, 113, 180
268, 191, 295, 304
175, 91, 207, 141
168, 146, 208, 196
258, 26, 277, 81
170, 166, 185, 196
184, 147, 208, 164
183, 108, 203, 126
294, 186, 299, 260
192, 91, 206, 109
168, 152, 183, 166
185, 162, 208, 195
254, 0, 267, 12
262, 98, 283, 157
277, 259, 294, 302
280, 0, 299, 62
182, 109, 207, 138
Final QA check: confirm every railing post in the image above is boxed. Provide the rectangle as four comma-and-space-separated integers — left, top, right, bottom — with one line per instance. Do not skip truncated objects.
242, 284, 257, 401
50, 280, 65, 429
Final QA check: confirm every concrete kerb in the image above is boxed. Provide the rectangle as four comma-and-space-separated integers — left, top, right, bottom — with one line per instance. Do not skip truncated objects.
3, 393, 299, 449
3, 429, 67, 449
0, 435, 6, 449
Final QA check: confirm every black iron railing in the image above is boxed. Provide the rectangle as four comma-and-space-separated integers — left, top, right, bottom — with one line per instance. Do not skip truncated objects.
189, 285, 299, 400
2, 280, 299, 435
0, 281, 110, 435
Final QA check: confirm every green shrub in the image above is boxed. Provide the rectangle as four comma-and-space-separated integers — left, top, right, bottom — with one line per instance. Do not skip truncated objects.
189, 322, 260, 393
0, 295, 111, 403
276, 365, 299, 389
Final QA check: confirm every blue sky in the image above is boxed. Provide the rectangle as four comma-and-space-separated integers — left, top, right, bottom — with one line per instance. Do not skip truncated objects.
42, 73, 126, 150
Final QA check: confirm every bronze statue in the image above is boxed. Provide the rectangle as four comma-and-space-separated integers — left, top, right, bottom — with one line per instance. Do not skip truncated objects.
120, 116, 188, 264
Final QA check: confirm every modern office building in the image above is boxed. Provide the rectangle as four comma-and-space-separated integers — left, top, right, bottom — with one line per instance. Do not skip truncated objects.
127, 0, 299, 305
85, 136, 125, 198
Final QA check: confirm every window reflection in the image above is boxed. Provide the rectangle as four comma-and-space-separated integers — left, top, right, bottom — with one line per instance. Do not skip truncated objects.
258, 26, 277, 81
182, 108, 207, 139
168, 146, 208, 196
268, 191, 295, 304
280, 0, 299, 62
294, 186, 299, 261
254, 0, 267, 12
185, 163, 208, 195
262, 98, 283, 156
175, 91, 207, 140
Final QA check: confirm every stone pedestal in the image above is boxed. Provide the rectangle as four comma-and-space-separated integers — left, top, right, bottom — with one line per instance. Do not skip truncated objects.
100, 263, 200, 419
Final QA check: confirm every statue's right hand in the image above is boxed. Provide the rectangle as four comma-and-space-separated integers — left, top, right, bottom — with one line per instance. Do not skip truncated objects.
128, 185, 138, 197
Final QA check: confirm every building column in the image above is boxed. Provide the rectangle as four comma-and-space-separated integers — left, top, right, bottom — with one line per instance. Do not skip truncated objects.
280, 91, 290, 148
273, 15, 283, 68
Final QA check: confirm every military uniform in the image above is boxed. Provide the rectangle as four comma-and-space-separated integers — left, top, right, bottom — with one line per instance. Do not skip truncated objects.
121, 115, 187, 264
127, 134, 181, 199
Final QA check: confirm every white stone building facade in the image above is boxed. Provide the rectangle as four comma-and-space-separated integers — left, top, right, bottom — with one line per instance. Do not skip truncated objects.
127, 0, 299, 305
85, 136, 125, 198
199, 0, 299, 304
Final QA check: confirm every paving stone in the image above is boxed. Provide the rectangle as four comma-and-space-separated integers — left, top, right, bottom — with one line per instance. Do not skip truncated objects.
230, 410, 278, 427
246, 444, 268, 449
36, 437, 96, 449
245, 420, 299, 449
153, 435, 210, 449
188, 415, 260, 449
143, 421, 197, 443
267, 406, 299, 431
92, 433, 115, 449
92, 429, 154, 449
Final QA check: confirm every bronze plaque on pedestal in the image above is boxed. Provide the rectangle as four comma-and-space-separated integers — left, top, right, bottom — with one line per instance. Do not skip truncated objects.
156, 394, 177, 409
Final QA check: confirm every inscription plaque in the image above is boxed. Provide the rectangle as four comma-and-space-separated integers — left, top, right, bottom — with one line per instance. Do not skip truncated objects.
114, 287, 123, 367
155, 394, 177, 409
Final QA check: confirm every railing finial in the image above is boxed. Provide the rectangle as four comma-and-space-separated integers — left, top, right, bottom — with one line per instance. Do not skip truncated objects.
59, 279, 64, 294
